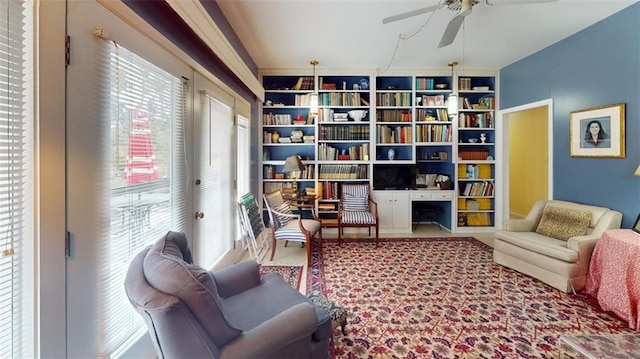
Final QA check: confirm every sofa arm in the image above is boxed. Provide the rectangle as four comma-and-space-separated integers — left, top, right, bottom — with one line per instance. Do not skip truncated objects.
503, 218, 536, 232
213, 260, 262, 299
220, 302, 318, 358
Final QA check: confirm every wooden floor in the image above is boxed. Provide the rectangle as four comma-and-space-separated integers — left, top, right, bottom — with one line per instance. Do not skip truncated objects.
244, 224, 495, 293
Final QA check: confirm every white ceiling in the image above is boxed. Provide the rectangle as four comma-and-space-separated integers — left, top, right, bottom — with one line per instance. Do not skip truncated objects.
216, 0, 637, 74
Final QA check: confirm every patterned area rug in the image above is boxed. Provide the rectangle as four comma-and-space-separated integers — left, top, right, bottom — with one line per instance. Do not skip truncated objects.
307, 237, 635, 359
260, 264, 303, 290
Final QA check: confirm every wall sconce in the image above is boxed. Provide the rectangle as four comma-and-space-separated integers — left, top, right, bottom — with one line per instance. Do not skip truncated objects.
447, 61, 458, 117
635, 165, 640, 176
308, 60, 319, 114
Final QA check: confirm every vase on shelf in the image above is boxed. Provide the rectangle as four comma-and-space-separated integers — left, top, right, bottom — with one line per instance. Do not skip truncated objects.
271, 131, 280, 143
387, 148, 395, 161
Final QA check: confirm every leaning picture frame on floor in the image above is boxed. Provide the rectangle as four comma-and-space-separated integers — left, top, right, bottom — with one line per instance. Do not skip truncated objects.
633, 214, 640, 234
570, 103, 625, 158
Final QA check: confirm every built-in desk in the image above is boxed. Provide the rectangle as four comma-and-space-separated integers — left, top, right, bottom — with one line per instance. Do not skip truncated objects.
372, 189, 454, 233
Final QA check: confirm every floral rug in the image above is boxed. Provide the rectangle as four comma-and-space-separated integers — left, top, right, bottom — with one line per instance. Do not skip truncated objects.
260, 264, 303, 290
307, 237, 635, 358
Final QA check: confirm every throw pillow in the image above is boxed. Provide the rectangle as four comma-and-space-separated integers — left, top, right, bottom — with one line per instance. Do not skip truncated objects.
535, 206, 591, 241
343, 193, 368, 212
273, 202, 293, 226
144, 231, 241, 347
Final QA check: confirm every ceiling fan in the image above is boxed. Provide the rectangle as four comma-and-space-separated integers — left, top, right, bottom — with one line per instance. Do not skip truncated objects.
382, 0, 558, 48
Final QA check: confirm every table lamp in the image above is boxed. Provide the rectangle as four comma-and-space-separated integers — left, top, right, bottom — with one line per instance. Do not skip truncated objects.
282, 155, 304, 196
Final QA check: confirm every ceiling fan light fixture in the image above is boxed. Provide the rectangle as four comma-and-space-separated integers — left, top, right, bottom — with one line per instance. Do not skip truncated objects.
309, 60, 319, 114
448, 61, 459, 117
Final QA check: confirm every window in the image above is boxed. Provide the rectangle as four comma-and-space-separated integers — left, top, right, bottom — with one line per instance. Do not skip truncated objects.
0, 1, 35, 357
101, 42, 187, 356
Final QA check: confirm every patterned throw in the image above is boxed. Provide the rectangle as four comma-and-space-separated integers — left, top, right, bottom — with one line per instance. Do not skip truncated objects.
307, 237, 635, 359
260, 264, 303, 290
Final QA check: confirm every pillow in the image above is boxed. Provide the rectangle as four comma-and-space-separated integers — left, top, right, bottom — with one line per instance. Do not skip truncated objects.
535, 206, 591, 241
273, 202, 293, 226
143, 231, 241, 347
343, 193, 368, 212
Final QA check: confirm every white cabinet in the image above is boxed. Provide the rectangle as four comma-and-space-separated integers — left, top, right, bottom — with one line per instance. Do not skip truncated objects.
373, 190, 410, 233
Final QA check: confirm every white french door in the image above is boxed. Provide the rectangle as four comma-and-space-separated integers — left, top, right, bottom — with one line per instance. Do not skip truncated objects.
65, 1, 192, 356
193, 72, 236, 269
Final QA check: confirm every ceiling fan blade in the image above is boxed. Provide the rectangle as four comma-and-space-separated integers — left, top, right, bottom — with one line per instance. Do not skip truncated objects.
438, 13, 466, 48
382, 4, 443, 24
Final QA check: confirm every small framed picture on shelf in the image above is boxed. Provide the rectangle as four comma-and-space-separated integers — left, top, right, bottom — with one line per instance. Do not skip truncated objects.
633, 214, 640, 234
570, 103, 625, 158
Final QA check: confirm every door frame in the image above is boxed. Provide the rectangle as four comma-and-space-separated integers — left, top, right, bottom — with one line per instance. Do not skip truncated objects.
495, 98, 554, 230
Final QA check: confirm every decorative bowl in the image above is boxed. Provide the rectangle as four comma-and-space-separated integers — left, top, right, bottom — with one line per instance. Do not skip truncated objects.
468, 138, 478, 143
435, 83, 448, 89
348, 110, 368, 122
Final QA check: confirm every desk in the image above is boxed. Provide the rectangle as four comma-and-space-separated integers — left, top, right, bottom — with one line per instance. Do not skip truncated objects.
585, 229, 640, 331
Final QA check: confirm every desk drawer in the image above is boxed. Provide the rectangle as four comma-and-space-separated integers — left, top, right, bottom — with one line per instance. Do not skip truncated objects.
410, 191, 453, 201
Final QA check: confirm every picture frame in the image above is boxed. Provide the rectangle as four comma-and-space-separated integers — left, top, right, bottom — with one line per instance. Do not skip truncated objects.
633, 214, 640, 234
570, 103, 625, 158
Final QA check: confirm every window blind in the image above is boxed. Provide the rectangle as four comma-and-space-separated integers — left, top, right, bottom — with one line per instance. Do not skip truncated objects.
195, 93, 234, 268
100, 41, 187, 356
0, 1, 34, 358
236, 114, 250, 200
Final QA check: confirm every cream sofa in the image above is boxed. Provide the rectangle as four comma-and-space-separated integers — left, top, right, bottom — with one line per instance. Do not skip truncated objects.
493, 200, 622, 293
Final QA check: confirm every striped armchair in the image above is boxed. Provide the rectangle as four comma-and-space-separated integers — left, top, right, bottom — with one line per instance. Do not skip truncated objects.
263, 190, 322, 265
338, 184, 378, 247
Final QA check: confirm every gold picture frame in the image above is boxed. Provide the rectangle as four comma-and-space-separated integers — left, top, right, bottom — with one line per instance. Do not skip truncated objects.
570, 103, 625, 158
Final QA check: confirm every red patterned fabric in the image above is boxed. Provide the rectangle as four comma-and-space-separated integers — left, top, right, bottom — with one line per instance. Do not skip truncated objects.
585, 229, 640, 331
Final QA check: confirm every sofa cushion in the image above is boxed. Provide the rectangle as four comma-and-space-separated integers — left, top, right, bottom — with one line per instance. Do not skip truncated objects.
494, 230, 579, 262
143, 231, 241, 347
535, 206, 591, 240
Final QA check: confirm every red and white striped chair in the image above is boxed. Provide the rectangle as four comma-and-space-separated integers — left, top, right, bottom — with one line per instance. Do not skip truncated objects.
263, 190, 322, 265
338, 184, 378, 246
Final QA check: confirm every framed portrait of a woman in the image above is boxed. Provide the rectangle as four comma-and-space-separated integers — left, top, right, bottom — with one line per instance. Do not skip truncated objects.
570, 103, 625, 158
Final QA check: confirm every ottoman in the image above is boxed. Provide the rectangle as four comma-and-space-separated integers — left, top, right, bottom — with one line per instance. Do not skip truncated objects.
307, 290, 347, 335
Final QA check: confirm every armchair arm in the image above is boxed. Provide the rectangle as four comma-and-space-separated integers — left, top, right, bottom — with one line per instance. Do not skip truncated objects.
220, 302, 318, 359
213, 260, 261, 299
503, 218, 536, 232
503, 200, 546, 232
368, 198, 378, 217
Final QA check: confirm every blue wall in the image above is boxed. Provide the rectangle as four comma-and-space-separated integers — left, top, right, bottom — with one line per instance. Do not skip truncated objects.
500, 3, 640, 227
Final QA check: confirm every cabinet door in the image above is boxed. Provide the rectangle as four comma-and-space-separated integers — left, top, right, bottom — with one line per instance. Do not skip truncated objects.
391, 191, 410, 230
374, 191, 395, 229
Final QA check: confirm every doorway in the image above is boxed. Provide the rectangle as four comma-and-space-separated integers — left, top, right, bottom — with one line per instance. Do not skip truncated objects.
496, 99, 554, 229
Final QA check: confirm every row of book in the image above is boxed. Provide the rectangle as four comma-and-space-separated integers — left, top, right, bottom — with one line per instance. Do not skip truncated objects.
262, 113, 292, 126
263, 182, 294, 194
416, 108, 449, 122
320, 93, 366, 107
376, 125, 413, 144
293, 94, 312, 106
415, 124, 452, 143
376, 92, 411, 107
290, 76, 314, 91
318, 125, 369, 141
376, 109, 412, 123
317, 181, 341, 200
318, 164, 368, 180
419, 94, 446, 107
460, 212, 492, 226
263, 164, 315, 180
416, 78, 444, 91
461, 181, 494, 197
318, 143, 370, 161
459, 112, 494, 128
458, 96, 495, 110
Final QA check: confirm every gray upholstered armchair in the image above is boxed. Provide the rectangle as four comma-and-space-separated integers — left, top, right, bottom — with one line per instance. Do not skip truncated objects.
125, 231, 331, 358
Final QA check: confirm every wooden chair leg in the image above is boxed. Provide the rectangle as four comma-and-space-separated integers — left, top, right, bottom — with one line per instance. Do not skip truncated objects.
270, 234, 277, 260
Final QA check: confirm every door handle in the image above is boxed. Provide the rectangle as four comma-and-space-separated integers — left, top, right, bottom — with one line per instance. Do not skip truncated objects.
195, 211, 205, 219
